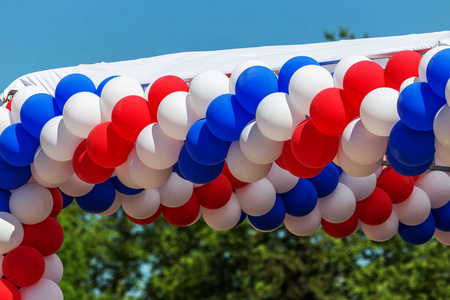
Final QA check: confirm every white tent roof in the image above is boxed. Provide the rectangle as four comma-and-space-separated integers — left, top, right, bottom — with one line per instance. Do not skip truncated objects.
4, 31, 450, 97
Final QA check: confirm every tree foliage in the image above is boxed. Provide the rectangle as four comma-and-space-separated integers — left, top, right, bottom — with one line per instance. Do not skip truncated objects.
324, 26, 369, 41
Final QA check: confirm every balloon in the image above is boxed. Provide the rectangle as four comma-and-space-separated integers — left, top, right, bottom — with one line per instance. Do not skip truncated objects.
60, 192, 74, 208
284, 204, 322, 236
188, 70, 229, 117
19, 278, 63, 300
177, 145, 224, 184
234, 178, 276, 217
321, 211, 360, 239
256, 92, 305, 141
126, 205, 162, 225
20, 93, 60, 138
48, 188, 63, 218
307, 163, 339, 198
0, 107, 11, 136
54, 73, 96, 112
339, 172, 376, 201
97, 190, 123, 216
0, 188, 11, 213
248, 195, 286, 231
100, 76, 144, 121
386, 145, 433, 177
343, 60, 386, 109
195, 173, 232, 209
10, 86, 48, 124
333, 55, 371, 89
393, 186, 431, 226
432, 201, 450, 231
336, 142, 383, 177
435, 138, 450, 166
3, 245, 45, 287
229, 60, 270, 94
361, 209, 399, 242
157, 91, 201, 140
32, 147, 73, 186
186, 119, 231, 165
399, 77, 420, 93
21, 217, 64, 256
42, 254, 63, 284
415, 171, 450, 209
426, 47, 450, 98
385, 50, 422, 91
235, 66, 279, 115
376, 166, 414, 204
221, 162, 249, 190
291, 119, 339, 168
280, 140, 324, 178
72, 140, 114, 184
434, 104, 450, 146
0, 123, 40, 167
75, 179, 115, 214
121, 189, 161, 219
111, 177, 143, 196
239, 121, 283, 164
264, 162, 299, 193
159, 172, 193, 208
0, 212, 24, 254
9, 183, 53, 225
398, 213, 435, 245
280, 178, 318, 217
434, 228, 450, 245
0, 155, 31, 190
419, 46, 450, 82
202, 192, 242, 230
58, 172, 94, 197
278, 56, 319, 93
225, 141, 272, 183
95, 75, 118, 97
162, 191, 200, 227
0, 278, 20, 300
29, 163, 58, 188
356, 187, 392, 225
63, 92, 102, 139
288, 65, 334, 115
318, 182, 356, 223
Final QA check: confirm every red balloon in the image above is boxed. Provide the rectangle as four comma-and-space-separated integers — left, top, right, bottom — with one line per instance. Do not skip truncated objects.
195, 173, 232, 209
72, 140, 114, 184
385, 51, 422, 91
321, 211, 359, 238
309, 88, 358, 136
162, 191, 200, 227
21, 217, 64, 256
48, 188, 63, 218
5, 99, 12, 111
0, 279, 20, 300
126, 205, 162, 225
222, 162, 248, 189
281, 140, 324, 178
86, 122, 134, 168
274, 156, 287, 170
343, 60, 386, 109
147, 75, 189, 120
376, 166, 414, 204
291, 119, 339, 168
356, 187, 392, 226
3, 245, 45, 287
111, 95, 153, 142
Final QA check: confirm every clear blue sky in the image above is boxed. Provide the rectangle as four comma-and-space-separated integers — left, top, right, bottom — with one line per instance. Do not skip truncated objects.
1, 0, 449, 90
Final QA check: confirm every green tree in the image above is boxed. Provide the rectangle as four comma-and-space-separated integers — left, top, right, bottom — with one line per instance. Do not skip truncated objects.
324, 26, 368, 41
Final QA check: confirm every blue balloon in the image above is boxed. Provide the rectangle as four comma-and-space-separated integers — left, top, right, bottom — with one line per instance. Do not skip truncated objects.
54, 73, 96, 111
426, 48, 450, 99
397, 82, 446, 131
278, 56, 320, 93
235, 66, 279, 115
111, 176, 144, 195
95, 75, 118, 97
186, 119, 231, 166
0, 123, 40, 167
20, 93, 61, 138
0, 188, 11, 213
60, 191, 75, 209
281, 179, 317, 217
307, 163, 339, 198
177, 145, 224, 184
386, 146, 433, 177
248, 195, 286, 231
234, 210, 247, 227
172, 163, 188, 181
432, 202, 450, 232
0, 155, 31, 190
206, 94, 254, 142
75, 179, 116, 214
388, 121, 435, 167
398, 213, 436, 245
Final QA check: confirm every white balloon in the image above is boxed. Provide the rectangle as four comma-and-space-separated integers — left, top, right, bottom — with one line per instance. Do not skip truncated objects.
43, 254, 64, 284
318, 182, 356, 223
341, 118, 388, 165
226, 141, 272, 183
336, 142, 383, 177
256, 92, 305, 141
100, 76, 144, 121
188, 70, 229, 117
136, 123, 184, 170
0, 212, 24, 254
240, 121, 283, 164
20, 278, 63, 300
288, 65, 334, 115
10, 183, 53, 225
30, 164, 59, 188
284, 205, 321, 236
157, 91, 202, 140
114, 162, 142, 190
127, 148, 172, 189
361, 209, 399, 242
235, 178, 276, 216
415, 171, 450, 209
360, 87, 400, 137
63, 92, 102, 138
333, 55, 371, 89
399, 77, 420, 93
58, 173, 94, 197
265, 162, 299, 194
393, 186, 431, 226
10, 86, 48, 124
33, 147, 74, 186
419, 46, 450, 82
229, 60, 270, 94
97, 191, 123, 216
339, 172, 377, 201
434, 104, 450, 147
434, 228, 450, 245
121, 189, 160, 219
0, 106, 11, 136
159, 172, 193, 208
0, 255, 3, 276
435, 138, 450, 166
203, 192, 242, 231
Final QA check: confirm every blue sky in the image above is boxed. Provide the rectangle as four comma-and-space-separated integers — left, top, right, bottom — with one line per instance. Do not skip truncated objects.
1, 0, 449, 90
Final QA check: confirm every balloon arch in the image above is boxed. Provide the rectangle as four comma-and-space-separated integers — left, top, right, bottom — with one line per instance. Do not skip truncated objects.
1, 31, 450, 298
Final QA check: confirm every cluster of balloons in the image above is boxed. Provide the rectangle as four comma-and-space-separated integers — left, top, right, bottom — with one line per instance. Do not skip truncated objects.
0, 46, 450, 298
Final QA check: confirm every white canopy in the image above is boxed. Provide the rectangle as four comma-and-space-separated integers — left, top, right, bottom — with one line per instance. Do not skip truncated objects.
4, 31, 450, 98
